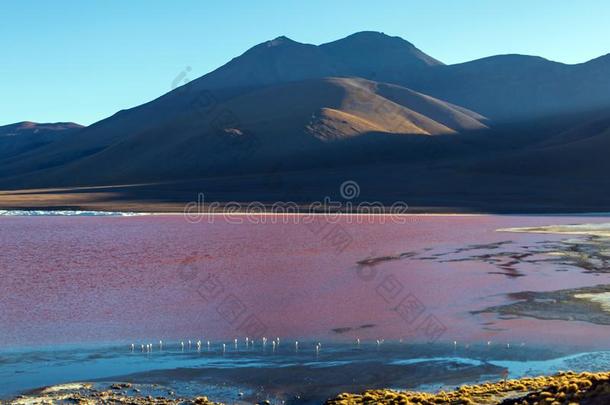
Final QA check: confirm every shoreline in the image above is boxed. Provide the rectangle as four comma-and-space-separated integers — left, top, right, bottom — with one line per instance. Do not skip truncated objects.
0, 209, 484, 217
325, 371, 610, 404
4, 209, 610, 217
9, 371, 610, 404
3, 184, 610, 216
8, 382, 223, 405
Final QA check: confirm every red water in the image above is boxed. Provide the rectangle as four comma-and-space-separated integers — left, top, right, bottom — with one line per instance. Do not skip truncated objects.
1, 214, 609, 348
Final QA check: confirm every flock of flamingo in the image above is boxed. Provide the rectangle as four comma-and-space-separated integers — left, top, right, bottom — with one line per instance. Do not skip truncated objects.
127, 338, 523, 354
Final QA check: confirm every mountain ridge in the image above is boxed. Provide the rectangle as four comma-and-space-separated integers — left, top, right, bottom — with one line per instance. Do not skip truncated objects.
3, 32, 610, 212
0, 77, 488, 187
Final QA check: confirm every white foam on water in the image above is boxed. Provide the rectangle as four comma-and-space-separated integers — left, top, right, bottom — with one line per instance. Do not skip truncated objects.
0, 210, 146, 216
390, 357, 485, 367
391, 351, 610, 381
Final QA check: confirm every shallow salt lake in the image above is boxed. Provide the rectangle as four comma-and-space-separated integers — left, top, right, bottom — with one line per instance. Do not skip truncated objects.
2, 341, 610, 403
1, 214, 610, 401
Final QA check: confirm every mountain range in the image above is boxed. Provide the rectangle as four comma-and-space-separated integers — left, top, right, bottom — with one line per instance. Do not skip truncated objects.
3, 31, 610, 212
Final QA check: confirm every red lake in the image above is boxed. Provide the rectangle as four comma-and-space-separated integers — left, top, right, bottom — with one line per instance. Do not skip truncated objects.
2, 214, 610, 349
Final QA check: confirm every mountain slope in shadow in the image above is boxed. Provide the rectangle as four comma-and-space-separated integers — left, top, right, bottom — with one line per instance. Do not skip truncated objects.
409, 54, 610, 121
0, 121, 83, 161
3, 77, 487, 187
470, 110, 610, 178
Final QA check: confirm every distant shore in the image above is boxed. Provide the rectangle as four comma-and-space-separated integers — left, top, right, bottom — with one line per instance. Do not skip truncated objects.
5, 207, 610, 217
0, 185, 478, 215
4, 180, 610, 215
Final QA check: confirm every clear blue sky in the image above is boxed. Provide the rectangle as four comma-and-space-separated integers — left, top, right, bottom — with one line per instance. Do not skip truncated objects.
2, 0, 609, 126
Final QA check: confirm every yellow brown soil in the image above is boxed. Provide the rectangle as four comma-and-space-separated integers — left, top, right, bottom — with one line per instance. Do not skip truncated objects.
325, 371, 610, 405
8, 382, 225, 405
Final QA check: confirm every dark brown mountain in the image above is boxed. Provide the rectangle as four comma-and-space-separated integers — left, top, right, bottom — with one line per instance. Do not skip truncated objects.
2, 77, 487, 187
183, 31, 610, 121
3, 32, 610, 212
0, 121, 83, 160
408, 54, 610, 121
191, 31, 443, 91
470, 110, 610, 178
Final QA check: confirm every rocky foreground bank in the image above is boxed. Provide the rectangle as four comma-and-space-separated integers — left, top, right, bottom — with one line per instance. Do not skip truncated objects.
325, 371, 610, 404
8, 382, 227, 405
9, 371, 610, 404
